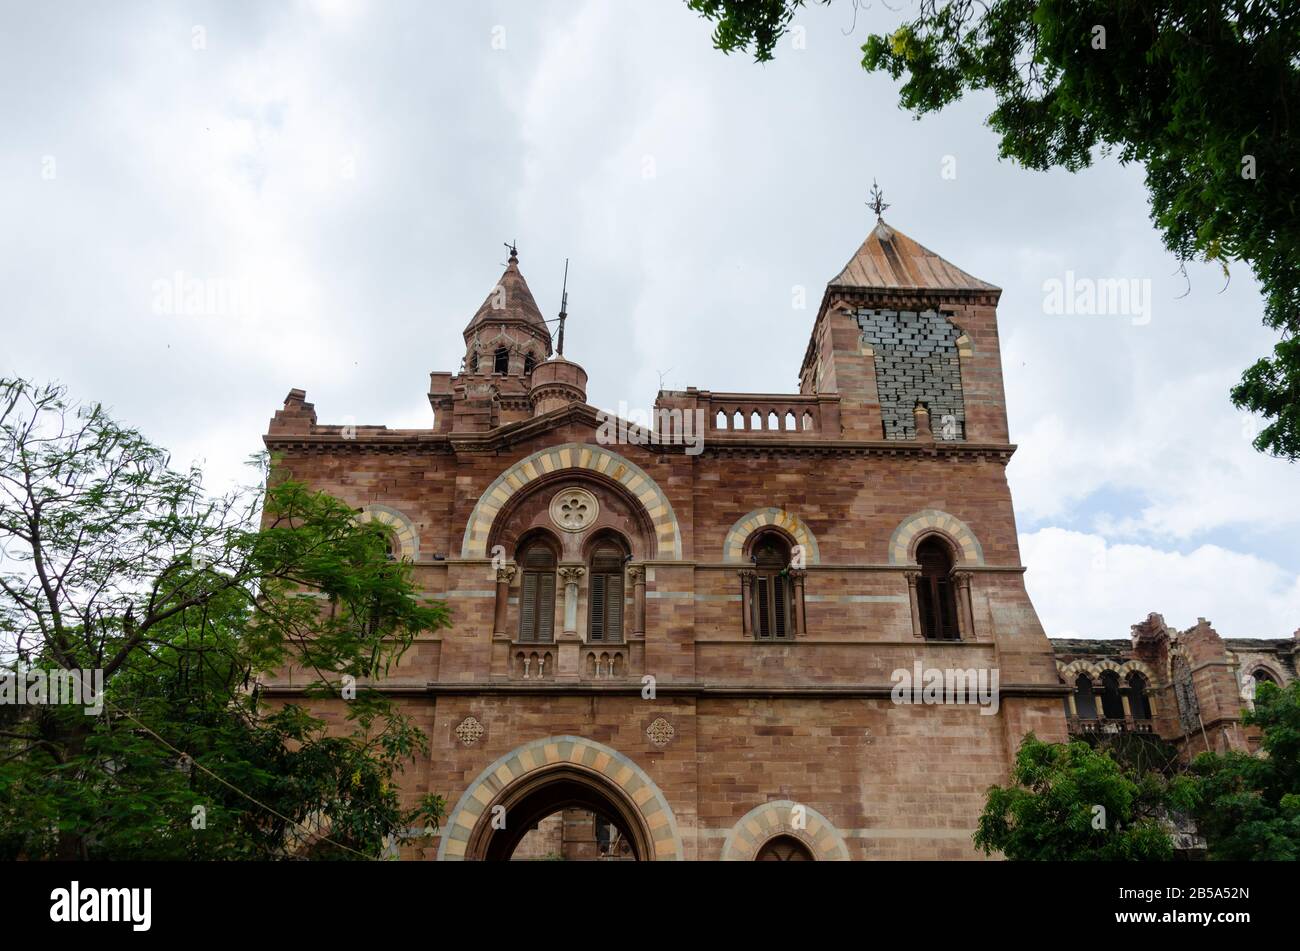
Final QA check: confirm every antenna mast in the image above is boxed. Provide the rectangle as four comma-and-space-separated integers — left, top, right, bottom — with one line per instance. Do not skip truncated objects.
556, 258, 569, 356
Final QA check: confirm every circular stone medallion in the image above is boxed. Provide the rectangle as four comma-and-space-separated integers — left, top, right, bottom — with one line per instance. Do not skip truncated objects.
549, 486, 599, 532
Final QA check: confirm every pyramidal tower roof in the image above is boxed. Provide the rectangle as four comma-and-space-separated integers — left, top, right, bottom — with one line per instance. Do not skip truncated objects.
464, 246, 551, 335
828, 219, 998, 293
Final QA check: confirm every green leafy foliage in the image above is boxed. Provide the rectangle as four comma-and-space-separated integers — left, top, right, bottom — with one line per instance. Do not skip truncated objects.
973, 733, 1195, 860
1190, 680, 1300, 860
0, 379, 451, 859
687, 0, 1300, 458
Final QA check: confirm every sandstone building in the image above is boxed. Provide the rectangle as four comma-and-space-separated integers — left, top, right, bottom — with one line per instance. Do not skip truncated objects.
261, 220, 1287, 861
1052, 617, 1296, 756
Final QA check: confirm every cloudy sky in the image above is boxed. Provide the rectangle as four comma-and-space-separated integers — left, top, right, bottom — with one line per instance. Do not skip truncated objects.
2, 0, 1295, 638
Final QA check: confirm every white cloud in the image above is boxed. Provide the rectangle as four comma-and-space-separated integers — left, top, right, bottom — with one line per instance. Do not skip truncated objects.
1021, 527, 1300, 638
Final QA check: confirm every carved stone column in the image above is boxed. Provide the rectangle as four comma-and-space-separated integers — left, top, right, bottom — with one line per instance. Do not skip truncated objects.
954, 570, 975, 640
738, 570, 755, 637
556, 565, 585, 682
627, 565, 646, 638
492, 564, 516, 638
904, 570, 922, 639
788, 569, 807, 637
558, 565, 585, 636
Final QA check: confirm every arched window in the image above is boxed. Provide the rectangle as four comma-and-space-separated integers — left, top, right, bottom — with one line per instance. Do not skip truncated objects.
518, 542, 556, 643
1252, 668, 1277, 687
751, 533, 793, 640
1074, 674, 1098, 720
1127, 672, 1152, 719
588, 541, 626, 643
469, 350, 480, 373
756, 835, 813, 861
1100, 670, 1125, 719
493, 347, 509, 375
524, 352, 537, 375
916, 536, 959, 640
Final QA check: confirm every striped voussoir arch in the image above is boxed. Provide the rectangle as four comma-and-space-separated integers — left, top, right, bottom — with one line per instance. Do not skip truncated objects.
356, 504, 419, 561
435, 735, 684, 861
888, 508, 984, 566
721, 507, 820, 564
720, 800, 849, 861
458, 442, 682, 559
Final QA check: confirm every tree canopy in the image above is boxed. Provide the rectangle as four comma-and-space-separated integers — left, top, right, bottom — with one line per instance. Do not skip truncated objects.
0, 379, 450, 859
973, 733, 1194, 860
1190, 679, 1300, 860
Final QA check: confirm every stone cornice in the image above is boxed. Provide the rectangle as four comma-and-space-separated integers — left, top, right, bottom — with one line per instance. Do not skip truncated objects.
260, 681, 1066, 700
265, 418, 1016, 463
399, 558, 1028, 573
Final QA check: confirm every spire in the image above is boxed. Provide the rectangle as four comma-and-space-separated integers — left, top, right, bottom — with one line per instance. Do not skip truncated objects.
464, 244, 552, 339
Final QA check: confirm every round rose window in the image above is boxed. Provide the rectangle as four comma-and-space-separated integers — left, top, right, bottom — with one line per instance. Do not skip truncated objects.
549, 487, 599, 532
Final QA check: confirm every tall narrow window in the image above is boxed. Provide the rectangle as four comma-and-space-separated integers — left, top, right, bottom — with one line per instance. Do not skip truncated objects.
1100, 670, 1125, 719
469, 351, 480, 373
1074, 675, 1098, 720
588, 542, 625, 643
916, 537, 959, 640
494, 347, 509, 374
524, 352, 537, 375
518, 543, 556, 643
1127, 672, 1152, 719
751, 534, 793, 640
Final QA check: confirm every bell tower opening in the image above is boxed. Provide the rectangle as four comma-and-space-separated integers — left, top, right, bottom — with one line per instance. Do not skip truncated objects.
460, 244, 553, 379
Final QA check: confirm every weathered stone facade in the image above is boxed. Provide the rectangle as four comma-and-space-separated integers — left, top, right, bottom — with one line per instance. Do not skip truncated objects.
262, 220, 1070, 860
1053, 615, 1298, 756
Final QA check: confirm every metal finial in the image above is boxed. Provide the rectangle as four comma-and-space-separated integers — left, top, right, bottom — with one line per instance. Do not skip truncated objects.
867, 180, 890, 219
504, 240, 517, 262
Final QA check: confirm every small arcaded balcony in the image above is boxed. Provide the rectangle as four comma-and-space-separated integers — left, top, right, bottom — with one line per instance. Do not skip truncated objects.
1067, 716, 1154, 736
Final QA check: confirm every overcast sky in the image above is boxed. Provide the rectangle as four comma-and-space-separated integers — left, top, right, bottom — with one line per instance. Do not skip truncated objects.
2, 0, 1296, 638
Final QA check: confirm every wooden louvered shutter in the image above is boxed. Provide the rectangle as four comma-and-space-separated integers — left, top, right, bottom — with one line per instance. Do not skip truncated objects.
589, 573, 607, 641
519, 544, 556, 643
520, 571, 538, 642
773, 574, 788, 639
936, 575, 957, 638
752, 536, 790, 640
588, 544, 625, 643
917, 537, 957, 640
604, 572, 623, 642
754, 576, 771, 638
537, 573, 555, 641
917, 578, 935, 640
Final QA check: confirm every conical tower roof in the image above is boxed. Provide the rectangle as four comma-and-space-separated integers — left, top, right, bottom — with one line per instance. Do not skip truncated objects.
464, 247, 551, 336
829, 219, 998, 293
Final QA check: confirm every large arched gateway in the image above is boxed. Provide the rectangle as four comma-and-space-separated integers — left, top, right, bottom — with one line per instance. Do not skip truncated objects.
436, 737, 684, 861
